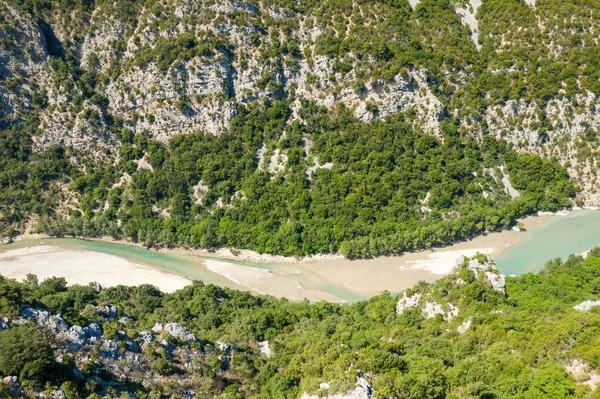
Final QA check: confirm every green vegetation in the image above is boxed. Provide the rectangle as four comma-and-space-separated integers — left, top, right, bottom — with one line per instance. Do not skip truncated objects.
0, 122, 75, 240
11, 101, 575, 257
0, 325, 59, 383
2, 251, 600, 397
1, 0, 599, 395
2, 0, 595, 258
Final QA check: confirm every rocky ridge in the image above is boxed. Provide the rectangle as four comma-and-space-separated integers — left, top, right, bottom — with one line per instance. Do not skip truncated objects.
397, 254, 506, 324
3, 0, 600, 206
0, 304, 240, 398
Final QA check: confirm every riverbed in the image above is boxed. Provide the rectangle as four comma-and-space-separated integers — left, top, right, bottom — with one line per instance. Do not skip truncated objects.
1, 211, 599, 302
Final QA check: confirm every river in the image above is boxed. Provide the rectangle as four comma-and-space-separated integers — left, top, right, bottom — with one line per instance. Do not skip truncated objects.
1, 211, 600, 303
495, 210, 600, 275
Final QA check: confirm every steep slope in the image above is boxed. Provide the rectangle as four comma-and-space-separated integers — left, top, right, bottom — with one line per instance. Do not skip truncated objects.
2, 252, 600, 398
0, 0, 596, 256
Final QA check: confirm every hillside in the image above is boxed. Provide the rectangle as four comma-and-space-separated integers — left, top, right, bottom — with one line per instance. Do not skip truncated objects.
2, 252, 600, 398
0, 0, 596, 256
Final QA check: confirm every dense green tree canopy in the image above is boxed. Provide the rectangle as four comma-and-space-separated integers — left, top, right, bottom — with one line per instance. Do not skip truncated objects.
1, 251, 600, 397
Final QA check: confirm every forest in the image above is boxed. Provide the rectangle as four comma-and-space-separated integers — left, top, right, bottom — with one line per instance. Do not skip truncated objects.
1, 250, 600, 398
0, 100, 578, 257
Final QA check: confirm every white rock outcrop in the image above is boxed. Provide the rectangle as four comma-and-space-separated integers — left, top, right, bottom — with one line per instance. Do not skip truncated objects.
565, 358, 600, 390
301, 377, 373, 399
19, 307, 69, 333
396, 292, 458, 320
456, 0, 482, 50
464, 257, 506, 294
152, 322, 196, 343
457, 318, 472, 334
258, 340, 272, 357
574, 300, 600, 312
423, 301, 459, 321
396, 292, 422, 315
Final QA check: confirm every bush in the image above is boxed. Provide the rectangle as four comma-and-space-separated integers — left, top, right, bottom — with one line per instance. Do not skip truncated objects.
0, 326, 55, 383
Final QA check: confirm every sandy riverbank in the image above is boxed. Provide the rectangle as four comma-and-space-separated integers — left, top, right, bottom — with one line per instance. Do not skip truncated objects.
203, 260, 344, 302
0, 245, 190, 293
1, 213, 554, 301
8, 213, 552, 267
289, 214, 549, 297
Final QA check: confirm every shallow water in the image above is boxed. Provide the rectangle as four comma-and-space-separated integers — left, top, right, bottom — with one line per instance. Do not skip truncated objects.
0, 238, 365, 302
3, 211, 599, 302
495, 210, 600, 275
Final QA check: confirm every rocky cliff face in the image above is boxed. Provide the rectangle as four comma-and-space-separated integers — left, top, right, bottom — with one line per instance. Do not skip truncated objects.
1, 0, 445, 149
480, 94, 600, 204
2, 0, 600, 204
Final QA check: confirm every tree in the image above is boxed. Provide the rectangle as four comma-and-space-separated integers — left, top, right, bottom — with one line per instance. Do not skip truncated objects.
0, 326, 55, 383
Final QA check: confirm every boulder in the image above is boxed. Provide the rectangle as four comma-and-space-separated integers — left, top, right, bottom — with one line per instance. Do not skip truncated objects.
574, 300, 600, 312
152, 323, 196, 343
300, 377, 374, 399
20, 306, 68, 333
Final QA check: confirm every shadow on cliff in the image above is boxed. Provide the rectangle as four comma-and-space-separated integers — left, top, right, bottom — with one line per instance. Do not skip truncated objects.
38, 19, 64, 58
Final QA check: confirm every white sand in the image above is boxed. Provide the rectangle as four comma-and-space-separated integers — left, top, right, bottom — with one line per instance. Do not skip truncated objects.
0, 246, 190, 293
203, 260, 344, 302
401, 247, 493, 275
3, 214, 553, 301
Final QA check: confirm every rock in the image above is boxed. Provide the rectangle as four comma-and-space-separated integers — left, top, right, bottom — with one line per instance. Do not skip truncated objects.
96, 305, 118, 319
300, 377, 374, 399
59, 322, 103, 349
99, 339, 121, 361
0, 316, 9, 331
138, 331, 155, 349
258, 340, 272, 357
466, 257, 506, 294
63, 325, 87, 348
423, 301, 459, 321
396, 292, 422, 315
46, 389, 67, 399
215, 341, 230, 352
457, 318, 472, 334
182, 390, 196, 399
84, 322, 103, 338
20, 306, 69, 333
574, 300, 600, 312
397, 292, 457, 320
152, 322, 196, 343
565, 358, 600, 391
2, 376, 23, 397
485, 271, 506, 293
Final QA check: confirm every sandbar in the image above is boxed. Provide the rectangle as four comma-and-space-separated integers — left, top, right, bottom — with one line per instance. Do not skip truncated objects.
0, 245, 190, 293
289, 214, 548, 297
203, 260, 344, 302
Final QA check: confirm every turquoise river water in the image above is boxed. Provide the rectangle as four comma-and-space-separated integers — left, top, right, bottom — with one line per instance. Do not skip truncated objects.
2, 210, 600, 302
495, 210, 600, 275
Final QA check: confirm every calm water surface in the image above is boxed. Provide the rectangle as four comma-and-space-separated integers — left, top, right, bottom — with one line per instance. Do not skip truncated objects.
0, 238, 365, 302
495, 210, 600, 275
3, 210, 599, 301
